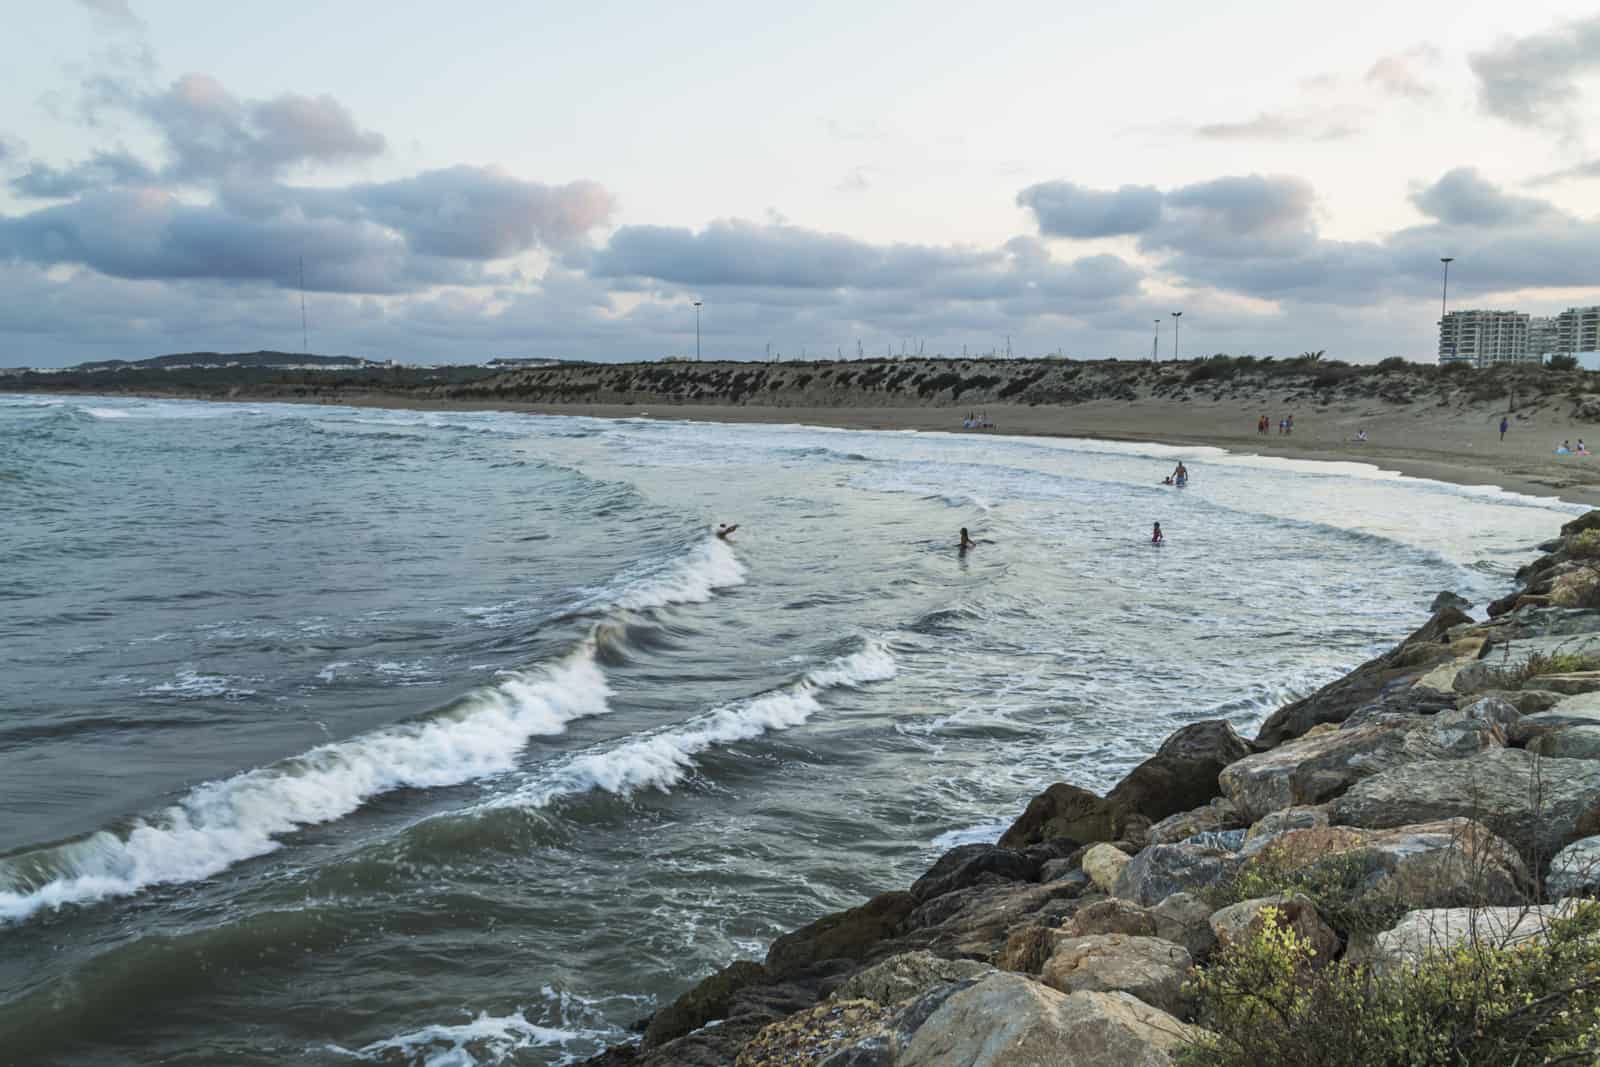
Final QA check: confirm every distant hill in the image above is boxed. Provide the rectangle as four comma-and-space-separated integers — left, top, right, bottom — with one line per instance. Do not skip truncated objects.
67, 350, 376, 373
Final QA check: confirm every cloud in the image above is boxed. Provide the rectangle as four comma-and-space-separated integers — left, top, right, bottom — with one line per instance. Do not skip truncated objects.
1365, 46, 1440, 100
0, 165, 613, 292
1527, 158, 1600, 186
76, 0, 144, 32
1469, 14, 1600, 134
1015, 181, 1163, 238
1144, 174, 1318, 259
1193, 111, 1358, 141
1408, 167, 1554, 226
11, 149, 157, 198
144, 74, 386, 180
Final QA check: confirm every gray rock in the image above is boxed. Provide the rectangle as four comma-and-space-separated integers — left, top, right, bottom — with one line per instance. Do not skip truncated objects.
1509, 692, 1600, 746
1329, 748, 1600, 861
1546, 836, 1600, 899
1150, 892, 1218, 962
1529, 725, 1600, 759
1081, 844, 1132, 893
1146, 797, 1246, 846
1431, 591, 1473, 613
829, 951, 993, 1007
1478, 634, 1600, 675
1114, 843, 1239, 906
1241, 805, 1331, 853
1367, 904, 1581, 976
1219, 722, 1414, 821
1040, 934, 1195, 1017
1207, 893, 1340, 963
1064, 899, 1159, 940
1237, 819, 1527, 912
1181, 829, 1247, 851
1402, 697, 1513, 757
895, 978, 1203, 1067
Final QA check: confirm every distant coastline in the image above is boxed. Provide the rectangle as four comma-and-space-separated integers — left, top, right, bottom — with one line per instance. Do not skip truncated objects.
11, 355, 1600, 505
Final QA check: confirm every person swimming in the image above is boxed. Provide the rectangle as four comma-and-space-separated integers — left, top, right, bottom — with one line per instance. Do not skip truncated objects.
959, 527, 976, 554
1151, 521, 1164, 544
716, 523, 739, 540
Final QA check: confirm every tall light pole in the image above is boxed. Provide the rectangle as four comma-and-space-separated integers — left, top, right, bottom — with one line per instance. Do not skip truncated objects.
1439, 258, 1454, 362
693, 300, 703, 362
1152, 318, 1161, 362
1171, 311, 1183, 362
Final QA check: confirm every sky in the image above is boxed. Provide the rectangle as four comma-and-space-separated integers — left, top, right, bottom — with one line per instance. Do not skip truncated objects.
1, 0, 1599, 367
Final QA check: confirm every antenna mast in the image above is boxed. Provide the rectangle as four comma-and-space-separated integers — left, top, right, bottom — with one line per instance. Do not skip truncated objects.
299, 255, 308, 354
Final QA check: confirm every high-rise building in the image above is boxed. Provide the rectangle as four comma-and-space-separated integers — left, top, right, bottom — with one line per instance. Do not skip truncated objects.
1556, 306, 1600, 356
1529, 316, 1560, 360
1438, 310, 1530, 367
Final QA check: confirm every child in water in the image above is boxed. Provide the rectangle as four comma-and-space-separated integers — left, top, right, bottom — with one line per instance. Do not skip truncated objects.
1151, 522, 1164, 545
959, 528, 976, 554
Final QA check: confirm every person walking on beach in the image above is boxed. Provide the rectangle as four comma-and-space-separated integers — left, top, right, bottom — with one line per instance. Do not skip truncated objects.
1151, 522, 1164, 545
1286, 414, 1295, 436
1500, 416, 1509, 441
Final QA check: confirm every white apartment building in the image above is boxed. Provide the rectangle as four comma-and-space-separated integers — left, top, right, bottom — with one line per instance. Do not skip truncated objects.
1529, 316, 1560, 359
1438, 309, 1530, 367
1556, 306, 1600, 356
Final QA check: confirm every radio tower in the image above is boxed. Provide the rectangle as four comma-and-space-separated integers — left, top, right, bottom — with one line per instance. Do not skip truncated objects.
299, 255, 309, 354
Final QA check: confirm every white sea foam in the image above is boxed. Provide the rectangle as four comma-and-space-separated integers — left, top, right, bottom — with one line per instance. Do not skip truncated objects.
496, 641, 895, 810
328, 1009, 604, 1067
83, 406, 133, 420
593, 536, 747, 612
140, 668, 258, 700
0, 646, 612, 925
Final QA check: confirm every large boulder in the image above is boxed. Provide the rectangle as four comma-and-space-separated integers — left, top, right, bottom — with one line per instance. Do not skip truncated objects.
1146, 797, 1246, 846
1150, 892, 1219, 962
896, 976, 1202, 1067
1219, 722, 1413, 821
1207, 893, 1340, 965
1366, 904, 1582, 976
766, 891, 919, 979
1040, 934, 1195, 1017
1114, 842, 1239, 906
1546, 836, 1600, 899
1328, 749, 1600, 861
829, 951, 993, 1007
1000, 721, 1250, 851
1081, 845, 1132, 894
1509, 692, 1600, 746
734, 999, 893, 1066
999, 783, 1126, 850
908, 844, 1040, 903
1255, 607, 1474, 747
897, 880, 1084, 961
1105, 720, 1253, 824
1529, 726, 1600, 759
643, 960, 768, 1049
1238, 819, 1528, 915
1065, 899, 1159, 940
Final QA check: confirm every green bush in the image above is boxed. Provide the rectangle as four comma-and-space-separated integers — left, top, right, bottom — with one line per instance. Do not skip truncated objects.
1376, 357, 1409, 372
1205, 850, 1409, 941
1187, 357, 1237, 383
1478, 650, 1600, 689
1567, 531, 1600, 561
1180, 902, 1600, 1067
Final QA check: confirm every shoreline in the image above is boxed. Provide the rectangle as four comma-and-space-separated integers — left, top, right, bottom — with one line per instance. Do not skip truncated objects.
18, 386, 1600, 507
581, 510, 1600, 1066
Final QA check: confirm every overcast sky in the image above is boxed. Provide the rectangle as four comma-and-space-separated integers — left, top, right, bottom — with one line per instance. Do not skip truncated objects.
2, 0, 1599, 366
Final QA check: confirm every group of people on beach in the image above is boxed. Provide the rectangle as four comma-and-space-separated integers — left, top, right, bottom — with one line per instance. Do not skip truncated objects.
1556, 440, 1591, 456
1256, 414, 1294, 435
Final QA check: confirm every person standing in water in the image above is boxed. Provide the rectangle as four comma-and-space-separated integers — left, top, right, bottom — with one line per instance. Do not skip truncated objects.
1169, 461, 1188, 486
1151, 522, 1164, 545
959, 528, 976, 554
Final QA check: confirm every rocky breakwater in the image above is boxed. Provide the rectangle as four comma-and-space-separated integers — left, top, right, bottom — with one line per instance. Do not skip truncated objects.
583, 512, 1600, 1067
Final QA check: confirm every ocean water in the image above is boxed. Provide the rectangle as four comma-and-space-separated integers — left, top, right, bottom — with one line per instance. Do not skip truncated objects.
0, 392, 1582, 1065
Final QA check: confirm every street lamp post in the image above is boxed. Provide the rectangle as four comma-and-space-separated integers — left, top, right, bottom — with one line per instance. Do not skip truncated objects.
1152, 318, 1160, 362
693, 300, 703, 361
1439, 258, 1454, 362
1171, 311, 1183, 361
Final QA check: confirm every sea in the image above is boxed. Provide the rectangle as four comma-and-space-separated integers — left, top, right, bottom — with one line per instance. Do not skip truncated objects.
0, 392, 1583, 1065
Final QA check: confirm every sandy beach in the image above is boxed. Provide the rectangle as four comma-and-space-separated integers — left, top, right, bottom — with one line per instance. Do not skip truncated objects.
279, 392, 1600, 508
